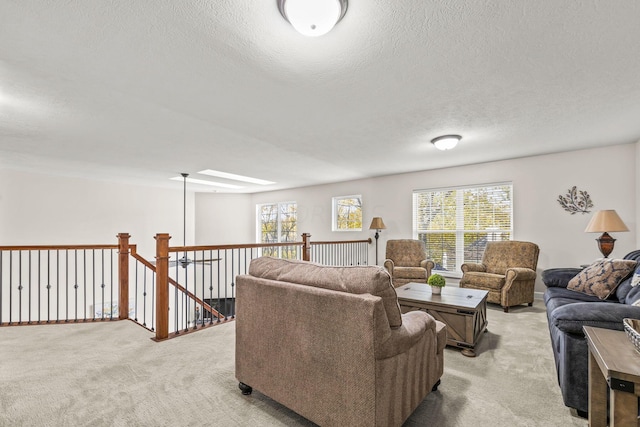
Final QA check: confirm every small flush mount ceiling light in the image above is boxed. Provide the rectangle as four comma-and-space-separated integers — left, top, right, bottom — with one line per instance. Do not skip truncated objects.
277, 0, 348, 37
431, 135, 462, 151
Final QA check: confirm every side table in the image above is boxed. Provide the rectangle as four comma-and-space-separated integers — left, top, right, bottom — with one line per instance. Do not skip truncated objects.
584, 326, 640, 427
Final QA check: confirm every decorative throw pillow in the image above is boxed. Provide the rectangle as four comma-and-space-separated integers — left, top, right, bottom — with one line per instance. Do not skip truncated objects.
568, 258, 637, 299
633, 299, 640, 307
632, 272, 640, 287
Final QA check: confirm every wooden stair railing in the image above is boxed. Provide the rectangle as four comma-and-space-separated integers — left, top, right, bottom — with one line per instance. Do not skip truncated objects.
1, 233, 370, 340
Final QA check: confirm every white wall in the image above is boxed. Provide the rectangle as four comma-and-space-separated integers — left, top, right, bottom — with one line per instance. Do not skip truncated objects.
195, 193, 253, 245
0, 170, 190, 259
2, 143, 637, 294
197, 143, 637, 294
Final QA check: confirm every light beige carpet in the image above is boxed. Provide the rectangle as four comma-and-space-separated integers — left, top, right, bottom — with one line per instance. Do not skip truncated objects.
0, 305, 587, 426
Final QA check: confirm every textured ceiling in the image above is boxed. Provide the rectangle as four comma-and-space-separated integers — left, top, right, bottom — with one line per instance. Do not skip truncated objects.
1, 1, 640, 193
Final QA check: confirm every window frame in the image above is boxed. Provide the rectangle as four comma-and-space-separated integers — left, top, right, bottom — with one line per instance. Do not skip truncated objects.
331, 195, 363, 232
413, 182, 513, 278
256, 201, 298, 258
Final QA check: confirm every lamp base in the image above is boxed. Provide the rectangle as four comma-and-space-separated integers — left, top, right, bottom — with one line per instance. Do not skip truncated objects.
596, 232, 616, 258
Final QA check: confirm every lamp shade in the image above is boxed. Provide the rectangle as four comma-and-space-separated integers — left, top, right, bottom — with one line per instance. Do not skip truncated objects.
369, 217, 386, 230
584, 210, 629, 233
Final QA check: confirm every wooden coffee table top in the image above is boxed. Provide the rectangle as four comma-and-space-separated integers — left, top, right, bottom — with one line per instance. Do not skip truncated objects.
395, 282, 488, 311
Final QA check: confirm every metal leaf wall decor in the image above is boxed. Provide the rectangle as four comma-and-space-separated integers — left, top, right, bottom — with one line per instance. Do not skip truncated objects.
557, 186, 593, 215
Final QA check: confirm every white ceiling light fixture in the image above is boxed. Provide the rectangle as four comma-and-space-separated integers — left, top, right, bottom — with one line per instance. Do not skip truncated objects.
198, 169, 275, 185
277, 0, 348, 37
431, 135, 462, 151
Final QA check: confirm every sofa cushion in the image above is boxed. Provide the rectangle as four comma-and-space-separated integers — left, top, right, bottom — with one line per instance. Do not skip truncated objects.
567, 258, 637, 299
625, 285, 640, 305
615, 255, 640, 303
460, 271, 505, 290
548, 301, 639, 334
248, 257, 403, 328
394, 266, 427, 279
541, 268, 582, 288
544, 287, 602, 307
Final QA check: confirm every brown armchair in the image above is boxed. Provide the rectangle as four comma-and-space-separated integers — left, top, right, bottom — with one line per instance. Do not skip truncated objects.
460, 241, 540, 312
236, 257, 446, 427
384, 239, 435, 287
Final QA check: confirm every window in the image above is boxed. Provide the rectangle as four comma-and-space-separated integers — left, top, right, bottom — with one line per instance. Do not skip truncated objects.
413, 183, 513, 276
257, 202, 297, 258
332, 195, 362, 231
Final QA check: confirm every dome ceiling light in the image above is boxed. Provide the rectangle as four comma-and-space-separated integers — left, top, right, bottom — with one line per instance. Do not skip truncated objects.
431, 135, 462, 151
277, 0, 348, 37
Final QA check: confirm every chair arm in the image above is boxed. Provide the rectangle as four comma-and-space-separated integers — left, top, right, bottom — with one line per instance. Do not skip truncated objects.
420, 259, 435, 276
505, 267, 537, 283
383, 259, 394, 275
549, 302, 640, 335
375, 311, 435, 359
461, 262, 486, 273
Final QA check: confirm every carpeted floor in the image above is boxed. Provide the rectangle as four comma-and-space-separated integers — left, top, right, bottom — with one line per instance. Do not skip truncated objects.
0, 304, 587, 426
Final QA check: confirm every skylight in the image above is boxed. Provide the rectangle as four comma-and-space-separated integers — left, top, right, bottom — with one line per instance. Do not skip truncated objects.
169, 176, 244, 189
198, 169, 275, 185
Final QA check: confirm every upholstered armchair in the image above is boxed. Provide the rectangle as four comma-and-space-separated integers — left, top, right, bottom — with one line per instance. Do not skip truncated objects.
460, 241, 539, 312
384, 239, 435, 287
236, 257, 446, 427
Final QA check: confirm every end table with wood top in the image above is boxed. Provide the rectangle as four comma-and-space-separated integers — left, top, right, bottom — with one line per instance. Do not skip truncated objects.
584, 326, 640, 427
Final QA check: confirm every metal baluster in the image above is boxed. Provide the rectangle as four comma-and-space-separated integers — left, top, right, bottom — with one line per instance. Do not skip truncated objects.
83, 250, 87, 320
100, 249, 105, 320
46, 251, 51, 322
18, 251, 22, 324
74, 250, 78, 321
151, 268, 155, 331
135, 261, 139, 322
231, 249, 237, 319
142, 262, 146, 326
90, 249, 94, 322
184, 250, 190, 332
9, 251, 13, 324
0, 251, 3, 324
216, 249, 221, 323
366, 241, 369, 265
174, 261, 179, 335
92, 250, 96, 321
224, 249, 229, 321
109, 249, 114, 320
55, 250, 59, 322
65, 250, 69, 322
28, 251, 32, 323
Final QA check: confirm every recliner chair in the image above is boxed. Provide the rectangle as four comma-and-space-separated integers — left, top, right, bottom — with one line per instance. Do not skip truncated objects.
460, 240, 539, 312
383, 239, 434, 288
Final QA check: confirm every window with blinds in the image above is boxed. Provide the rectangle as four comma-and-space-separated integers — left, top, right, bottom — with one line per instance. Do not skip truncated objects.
413, 183, 513, 276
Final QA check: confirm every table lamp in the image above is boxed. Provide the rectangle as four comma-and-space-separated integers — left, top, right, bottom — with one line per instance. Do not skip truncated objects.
584, 210, 629, 258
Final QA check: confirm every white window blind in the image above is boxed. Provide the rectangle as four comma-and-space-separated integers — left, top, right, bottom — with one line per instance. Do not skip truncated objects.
413, 183, 513, 276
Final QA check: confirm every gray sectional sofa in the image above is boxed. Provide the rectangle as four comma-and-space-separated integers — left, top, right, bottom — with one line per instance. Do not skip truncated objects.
543, 249, 640, 416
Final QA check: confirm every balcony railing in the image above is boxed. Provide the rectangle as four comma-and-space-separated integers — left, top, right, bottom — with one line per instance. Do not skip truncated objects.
1, 233, 371, 341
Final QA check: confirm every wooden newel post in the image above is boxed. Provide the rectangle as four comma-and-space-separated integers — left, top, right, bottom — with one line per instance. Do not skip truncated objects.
302, 233, 311, 262
117, 233, 131, 320
155, 233, 171, 340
